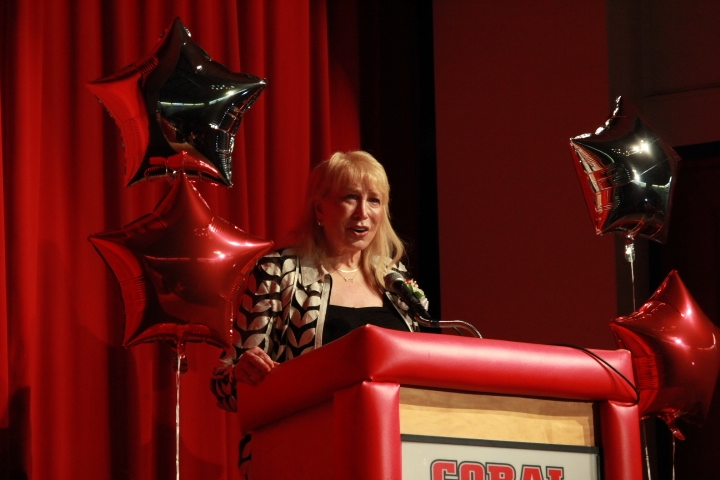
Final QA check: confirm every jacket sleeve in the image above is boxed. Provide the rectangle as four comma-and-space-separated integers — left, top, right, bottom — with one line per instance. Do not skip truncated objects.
210, 254, 288, 412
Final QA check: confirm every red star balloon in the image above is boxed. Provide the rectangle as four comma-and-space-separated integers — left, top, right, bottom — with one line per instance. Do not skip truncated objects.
569, 96, 681, 243
87, 17, 266, 187
86, 57, 158, 185
89, 174, 273, 357
610, 270, 720, 439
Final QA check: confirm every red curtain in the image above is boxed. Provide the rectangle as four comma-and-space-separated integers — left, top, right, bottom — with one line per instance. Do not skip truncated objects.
0, 1, 360, 478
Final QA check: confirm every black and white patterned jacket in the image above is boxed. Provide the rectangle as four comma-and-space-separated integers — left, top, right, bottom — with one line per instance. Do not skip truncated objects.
211, 247, 428, 412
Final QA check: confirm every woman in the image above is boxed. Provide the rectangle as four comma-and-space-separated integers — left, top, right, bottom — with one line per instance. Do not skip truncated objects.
211, 150, 429, 476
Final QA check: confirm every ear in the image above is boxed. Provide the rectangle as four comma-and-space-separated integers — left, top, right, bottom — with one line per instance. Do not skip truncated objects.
314, 202, 324, 223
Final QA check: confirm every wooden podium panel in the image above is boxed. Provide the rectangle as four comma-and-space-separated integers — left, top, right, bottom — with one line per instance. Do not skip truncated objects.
399, 387, 595, 446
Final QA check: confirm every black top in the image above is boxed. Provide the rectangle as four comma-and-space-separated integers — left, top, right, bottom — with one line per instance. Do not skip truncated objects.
322, 295, 410, 344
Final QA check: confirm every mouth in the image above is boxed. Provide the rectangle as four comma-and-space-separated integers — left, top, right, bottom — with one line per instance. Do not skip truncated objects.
348, 226, 369, 235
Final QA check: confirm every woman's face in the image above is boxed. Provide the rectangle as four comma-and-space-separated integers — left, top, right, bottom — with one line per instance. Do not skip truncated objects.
316, 182, 384, 258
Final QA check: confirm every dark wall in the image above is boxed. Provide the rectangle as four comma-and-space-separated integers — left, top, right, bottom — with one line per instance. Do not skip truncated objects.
432, 1, 617, 347
352, 0, 442, 318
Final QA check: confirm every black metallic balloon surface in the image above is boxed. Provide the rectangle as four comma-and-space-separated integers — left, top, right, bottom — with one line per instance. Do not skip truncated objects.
142, 18, 266, 186
569, 97, 681, 243
88, 18, 266, 187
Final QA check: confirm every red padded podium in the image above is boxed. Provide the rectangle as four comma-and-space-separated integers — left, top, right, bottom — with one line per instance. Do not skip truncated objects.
236, 325, 642, 480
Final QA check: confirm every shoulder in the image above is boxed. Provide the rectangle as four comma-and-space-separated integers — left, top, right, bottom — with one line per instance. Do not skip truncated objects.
391, 261, 408, 274
260, 247, 298, 260
254, 248, 301, 274
372, 256, 408, 274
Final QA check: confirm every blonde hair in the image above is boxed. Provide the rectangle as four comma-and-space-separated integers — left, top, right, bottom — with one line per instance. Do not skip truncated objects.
294, 151, 405, 287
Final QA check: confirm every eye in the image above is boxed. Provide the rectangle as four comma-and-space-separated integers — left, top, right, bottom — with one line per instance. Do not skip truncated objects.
368, 197, 381, 206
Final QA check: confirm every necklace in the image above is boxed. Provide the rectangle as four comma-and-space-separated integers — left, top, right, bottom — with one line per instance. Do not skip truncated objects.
337, 267, 359, 273
330, 266, 360, 283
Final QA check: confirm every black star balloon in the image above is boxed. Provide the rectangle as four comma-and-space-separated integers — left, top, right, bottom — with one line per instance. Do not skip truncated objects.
89, 174, 273, 359
88, 17, 266, 187
569, 97, 681, 243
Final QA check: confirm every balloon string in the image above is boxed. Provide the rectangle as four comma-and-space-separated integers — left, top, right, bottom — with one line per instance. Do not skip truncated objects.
625, 241, 637, 311
631, 258, 636, 311
641, 420, 652, 480
176, 350, 182, 480
672, 435, 676, 480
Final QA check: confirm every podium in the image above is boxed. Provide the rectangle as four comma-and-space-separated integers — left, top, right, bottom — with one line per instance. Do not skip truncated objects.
236, 325, 642, 480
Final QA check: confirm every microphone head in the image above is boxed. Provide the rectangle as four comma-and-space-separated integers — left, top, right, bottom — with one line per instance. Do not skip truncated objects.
383, 270, 432, 321
383, 271, 405, 292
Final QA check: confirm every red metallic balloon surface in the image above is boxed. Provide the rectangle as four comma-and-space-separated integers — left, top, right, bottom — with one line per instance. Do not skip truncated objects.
86, 58, 157, 186
89, 174, 273, 351
569, 96, 681, 243
87, 17, 266, 187
610, 270, 720, 439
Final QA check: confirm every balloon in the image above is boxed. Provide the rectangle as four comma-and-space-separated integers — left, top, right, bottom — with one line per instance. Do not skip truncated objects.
86, 58, 158, 185
89, 174, 273, 356
610, 270, 720, 439
87, 17, 266, 187
569, 96, 681, 243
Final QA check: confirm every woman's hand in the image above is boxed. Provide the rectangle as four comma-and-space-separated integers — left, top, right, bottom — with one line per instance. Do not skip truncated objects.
235, 347, 279, 385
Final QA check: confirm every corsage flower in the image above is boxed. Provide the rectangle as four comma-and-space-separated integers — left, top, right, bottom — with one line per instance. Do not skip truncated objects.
404, 278, 425, 299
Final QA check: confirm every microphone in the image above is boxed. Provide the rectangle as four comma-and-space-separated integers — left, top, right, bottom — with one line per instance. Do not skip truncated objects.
384, 271, 482, 338
384, 271, 432, 320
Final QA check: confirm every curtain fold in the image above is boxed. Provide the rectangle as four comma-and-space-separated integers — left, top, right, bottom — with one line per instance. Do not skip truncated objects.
0, 1, 360, 478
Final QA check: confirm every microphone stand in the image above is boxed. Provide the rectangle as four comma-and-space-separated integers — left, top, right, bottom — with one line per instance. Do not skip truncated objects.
382, 271, 481, 338
413, 315, 482, 338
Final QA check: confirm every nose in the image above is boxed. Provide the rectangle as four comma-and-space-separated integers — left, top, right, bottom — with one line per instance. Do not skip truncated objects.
354, 199, 368, 218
